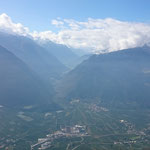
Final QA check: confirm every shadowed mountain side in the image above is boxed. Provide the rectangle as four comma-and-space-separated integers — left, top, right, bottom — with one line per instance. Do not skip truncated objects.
56, 46, 150, 108
0, 45, 53, 107
0, 32, 68, 82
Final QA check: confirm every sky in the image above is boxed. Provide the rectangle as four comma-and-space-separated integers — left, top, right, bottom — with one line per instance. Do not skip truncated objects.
0, 0, 150, 53
0, 0, 150, 31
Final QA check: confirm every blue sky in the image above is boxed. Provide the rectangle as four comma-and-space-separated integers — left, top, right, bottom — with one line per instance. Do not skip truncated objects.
0, 0, 150, 53
0, 0, 150, 32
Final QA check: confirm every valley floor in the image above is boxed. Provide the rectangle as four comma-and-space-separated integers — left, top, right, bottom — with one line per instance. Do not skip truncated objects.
1, 99, 150, 150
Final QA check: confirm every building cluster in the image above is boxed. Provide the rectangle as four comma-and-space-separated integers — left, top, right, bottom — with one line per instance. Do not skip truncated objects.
61, 125, 86, 135
89, 104, 109, 112
0, 137, 16, 150
114, 140, 137, 145
38, 141, 51, 150
31, 125, 88, 150
120, 119, 145, 135
70, 99, 80, 104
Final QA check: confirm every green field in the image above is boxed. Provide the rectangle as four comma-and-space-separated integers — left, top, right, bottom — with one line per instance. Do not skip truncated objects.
1, 100, 150, 150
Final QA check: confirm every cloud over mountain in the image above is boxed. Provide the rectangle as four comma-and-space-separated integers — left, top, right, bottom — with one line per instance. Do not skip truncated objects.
33, 18, 150, 53
1, 13, 150, 53
0, 13, 29, 36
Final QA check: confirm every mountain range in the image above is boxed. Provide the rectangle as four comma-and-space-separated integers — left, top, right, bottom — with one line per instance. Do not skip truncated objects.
56, 46, 150, 108
1, 31, 150, 110
0, 32, 67, 82
1, 31, 150, 149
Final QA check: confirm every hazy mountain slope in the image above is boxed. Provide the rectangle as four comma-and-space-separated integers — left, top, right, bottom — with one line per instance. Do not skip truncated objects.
0, 45, 52, 107
41, 41, 79, 68
0, 32, 67, 81
56, 46, 150, 107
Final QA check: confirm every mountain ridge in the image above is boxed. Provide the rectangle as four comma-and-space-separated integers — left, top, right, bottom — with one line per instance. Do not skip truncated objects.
0, 45, 53, 107
56, 46, 150, 108
0, 32, 68, 82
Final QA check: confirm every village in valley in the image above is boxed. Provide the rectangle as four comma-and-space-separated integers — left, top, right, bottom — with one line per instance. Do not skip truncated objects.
1, 101, 150, 150
31, 124, 88, 150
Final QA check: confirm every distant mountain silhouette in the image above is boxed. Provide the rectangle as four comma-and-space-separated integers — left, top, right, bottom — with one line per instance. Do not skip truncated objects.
40, 41, 79, 68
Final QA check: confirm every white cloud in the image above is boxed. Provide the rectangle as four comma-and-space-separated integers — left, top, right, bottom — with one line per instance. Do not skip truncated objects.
32, 18, 150, 53
51, 19, 64, 27
0, 13, 29, 36
1, 13, 150, 53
